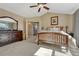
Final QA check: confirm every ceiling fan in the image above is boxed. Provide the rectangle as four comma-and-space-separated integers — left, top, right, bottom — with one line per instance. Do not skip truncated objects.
29, 3, 49, 12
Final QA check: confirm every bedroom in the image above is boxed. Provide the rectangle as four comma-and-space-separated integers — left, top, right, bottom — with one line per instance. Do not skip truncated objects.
0, 3, 78, 56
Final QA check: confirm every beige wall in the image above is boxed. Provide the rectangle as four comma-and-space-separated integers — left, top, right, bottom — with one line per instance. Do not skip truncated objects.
40, 12, 74, 32
0, 8, 74, 39
0, 8, 26, 40
26, 12, 74, 37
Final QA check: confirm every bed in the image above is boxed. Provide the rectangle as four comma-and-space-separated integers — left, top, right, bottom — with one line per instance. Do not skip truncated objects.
37, 26, 77, 51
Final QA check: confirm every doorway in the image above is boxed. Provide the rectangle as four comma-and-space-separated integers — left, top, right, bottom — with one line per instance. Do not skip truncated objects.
28, 22, 39, 37
32, 22, 39, 35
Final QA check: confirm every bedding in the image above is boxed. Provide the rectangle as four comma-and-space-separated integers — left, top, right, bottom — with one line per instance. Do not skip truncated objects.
49, 27, 60, 32
48, 26, 63, 31
60, 31, 77, 49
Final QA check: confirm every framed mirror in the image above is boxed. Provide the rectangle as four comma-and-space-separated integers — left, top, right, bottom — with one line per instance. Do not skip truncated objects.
0, 16, 18, 30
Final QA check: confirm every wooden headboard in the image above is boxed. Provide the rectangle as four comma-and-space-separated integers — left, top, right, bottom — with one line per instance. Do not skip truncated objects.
48, 26, 64, 31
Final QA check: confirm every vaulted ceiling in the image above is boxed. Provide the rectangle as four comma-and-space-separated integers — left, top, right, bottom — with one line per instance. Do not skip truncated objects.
0, 3, 79, 18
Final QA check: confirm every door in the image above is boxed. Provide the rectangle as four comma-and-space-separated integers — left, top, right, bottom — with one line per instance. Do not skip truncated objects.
32, 22, 39, 35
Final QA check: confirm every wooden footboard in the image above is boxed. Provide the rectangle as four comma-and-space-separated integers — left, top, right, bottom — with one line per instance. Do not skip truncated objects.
37, 32, 68, 50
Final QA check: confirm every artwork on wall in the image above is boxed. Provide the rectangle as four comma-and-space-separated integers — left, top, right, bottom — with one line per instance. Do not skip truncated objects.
51, 16, 58, 25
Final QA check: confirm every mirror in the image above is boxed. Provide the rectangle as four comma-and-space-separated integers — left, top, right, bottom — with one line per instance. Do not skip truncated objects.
0, 16, 18, 30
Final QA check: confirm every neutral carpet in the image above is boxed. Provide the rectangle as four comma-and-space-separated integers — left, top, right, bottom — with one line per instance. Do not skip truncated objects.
27, 36, 79, 56
0, 36, 79, 56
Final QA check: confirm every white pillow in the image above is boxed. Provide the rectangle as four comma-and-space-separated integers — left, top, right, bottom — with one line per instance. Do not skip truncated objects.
54, 28, 60, 31
50, 28, 60, 32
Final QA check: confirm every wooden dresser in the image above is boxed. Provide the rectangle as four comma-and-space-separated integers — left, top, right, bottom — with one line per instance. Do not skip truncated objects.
0, 30, 23, 46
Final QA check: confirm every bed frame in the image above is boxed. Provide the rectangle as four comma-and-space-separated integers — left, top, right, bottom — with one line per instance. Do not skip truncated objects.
37, 32, 68, 51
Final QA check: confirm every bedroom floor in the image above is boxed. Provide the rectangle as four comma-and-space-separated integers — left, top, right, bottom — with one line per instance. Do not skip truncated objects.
0, 35, 79, 56
26, 36, 79, 56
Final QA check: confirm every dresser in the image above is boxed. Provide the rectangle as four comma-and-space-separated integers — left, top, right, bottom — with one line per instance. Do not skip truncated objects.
0, 30, 23, 46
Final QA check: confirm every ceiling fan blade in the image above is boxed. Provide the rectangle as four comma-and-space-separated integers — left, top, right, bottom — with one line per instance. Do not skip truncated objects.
42, 3, 47, 5
30, 5, 38, 8
43, 6, 49, 10
37, 3, 47, 5
38, 8, 41, 12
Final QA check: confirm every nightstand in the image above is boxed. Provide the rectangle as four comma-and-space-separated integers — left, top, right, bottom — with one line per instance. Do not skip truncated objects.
68, 32, 74, 37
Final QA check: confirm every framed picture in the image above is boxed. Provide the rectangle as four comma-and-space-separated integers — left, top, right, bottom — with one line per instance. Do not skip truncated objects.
51, 16, 58, 25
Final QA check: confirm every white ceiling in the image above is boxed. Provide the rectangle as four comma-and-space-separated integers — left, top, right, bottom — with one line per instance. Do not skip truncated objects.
0, 3, 79, 18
